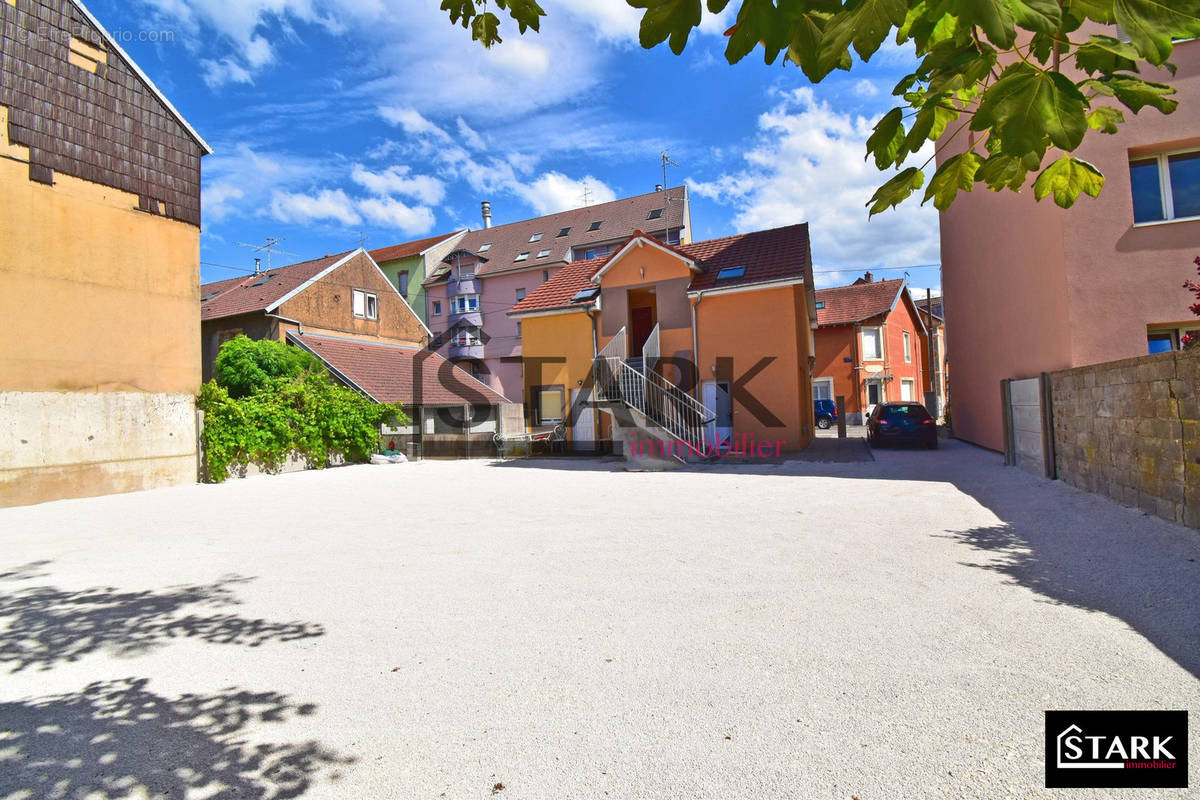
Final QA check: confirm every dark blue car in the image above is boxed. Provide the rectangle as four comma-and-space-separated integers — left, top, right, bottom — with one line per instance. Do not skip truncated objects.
814, 399, 838, 430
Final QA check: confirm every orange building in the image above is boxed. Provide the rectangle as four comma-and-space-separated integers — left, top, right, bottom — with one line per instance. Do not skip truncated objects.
509, 225, 818, 462
812, 276, 930, 425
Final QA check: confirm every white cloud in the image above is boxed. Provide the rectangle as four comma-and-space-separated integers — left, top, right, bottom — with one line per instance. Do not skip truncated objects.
379, 106, 452, 140
512, 172, 617, 216
350, 164, 446, 205
200, 57, 253, 88
456, 117, 486, 151
852, 79, 879, 98
689, 88, 940, 272
359, 196, 437, 234
270, 188, 362, 226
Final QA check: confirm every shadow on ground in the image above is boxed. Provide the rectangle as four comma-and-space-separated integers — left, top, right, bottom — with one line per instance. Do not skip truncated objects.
0, 562, 325, 672
0, 677, 353, 799
875, 442, 1200, 681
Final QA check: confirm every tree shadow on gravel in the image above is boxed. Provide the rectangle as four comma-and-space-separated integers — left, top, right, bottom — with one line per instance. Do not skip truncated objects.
0, 562, 325, 672
932, 463, 1200, 681
0, 677, 353, 799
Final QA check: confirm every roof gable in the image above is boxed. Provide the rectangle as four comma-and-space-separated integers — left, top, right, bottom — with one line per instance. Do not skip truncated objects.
369, 230, 465, 265
509, 223, 812, 316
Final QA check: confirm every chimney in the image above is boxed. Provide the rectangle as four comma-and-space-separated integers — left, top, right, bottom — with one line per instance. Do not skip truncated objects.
863, 270, 874, 283
655, 184, 663, 192
254, 257, 262, 275
481, 201, 492, 229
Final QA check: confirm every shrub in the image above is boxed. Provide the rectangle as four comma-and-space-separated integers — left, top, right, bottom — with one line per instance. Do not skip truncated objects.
214, 335, 322, 398
198, 338, 407, 482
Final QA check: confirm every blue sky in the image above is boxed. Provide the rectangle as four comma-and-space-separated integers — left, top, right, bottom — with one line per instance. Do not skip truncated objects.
90, 0, 942, 292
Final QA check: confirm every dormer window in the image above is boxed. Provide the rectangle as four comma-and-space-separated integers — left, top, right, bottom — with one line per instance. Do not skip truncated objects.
529, 233, 544, 242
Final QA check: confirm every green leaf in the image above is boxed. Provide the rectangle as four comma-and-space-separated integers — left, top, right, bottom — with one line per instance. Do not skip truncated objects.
497, 0, 546, 34
819, 0, 907, 76
957, 0, 1059, 48
726, 0, 783, 63
1033, 155, 1106, 207
632, 0, 704, 54
1008, 0, 1064, 32
978, 152, 1036, 190
1114, 0, 1200, 65
867, 167, 926, 216
923, 151, 983, 210
1086, 105, 1126, 133
440, 0, 474, 27
866, 108, 906, 169
1074, 35, 1142, 73
1090, 73, 1179, 112
971, 63, 1088, 155
904, 100, 959, 153
471, 12, 502, 47
1065, 0, 1116, 24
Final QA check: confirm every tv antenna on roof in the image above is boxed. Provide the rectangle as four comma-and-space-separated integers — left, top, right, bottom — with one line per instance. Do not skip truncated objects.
661, 151, 680, 243
236, 237, 297, 274
581, 182, 593, 207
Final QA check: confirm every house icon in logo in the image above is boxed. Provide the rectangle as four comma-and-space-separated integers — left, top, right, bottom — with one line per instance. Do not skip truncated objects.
1057, 724, 1084, 769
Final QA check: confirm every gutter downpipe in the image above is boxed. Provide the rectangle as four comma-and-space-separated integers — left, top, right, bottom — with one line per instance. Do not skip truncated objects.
586, 305, 601, 450
267, 313, 304, 337
690, 291, 705, 402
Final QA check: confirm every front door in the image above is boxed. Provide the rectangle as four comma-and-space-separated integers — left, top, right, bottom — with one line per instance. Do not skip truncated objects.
703, 381, 733, 451
866, 379, 884, 415
570, 388, 595, 453
630, 306, 655, 353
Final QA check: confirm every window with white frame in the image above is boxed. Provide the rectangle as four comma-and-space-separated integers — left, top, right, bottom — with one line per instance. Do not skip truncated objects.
352, 289, 378, 320
451, 328, 481, 347
1130, 149, 1200, 224
861, 327, 883, 361
900, 379, 915, 402
903, 331, 912, 363
812, 378, 834, 401
535, 385, 566, 424
432, 300, 442, 316
452, 295, 479, 314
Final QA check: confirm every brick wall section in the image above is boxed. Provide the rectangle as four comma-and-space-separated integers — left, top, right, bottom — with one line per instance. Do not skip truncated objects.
1050, 349, 1199, 527
1, 0, 204, 226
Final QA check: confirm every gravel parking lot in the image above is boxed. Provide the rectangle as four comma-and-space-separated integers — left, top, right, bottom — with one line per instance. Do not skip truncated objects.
0, 440, 1196, 799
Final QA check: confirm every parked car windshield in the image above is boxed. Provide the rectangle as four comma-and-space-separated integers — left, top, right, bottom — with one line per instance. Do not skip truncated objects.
882, 404, 931, 421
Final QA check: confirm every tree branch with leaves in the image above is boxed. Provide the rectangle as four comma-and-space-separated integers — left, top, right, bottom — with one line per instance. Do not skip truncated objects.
443, 0, 1200, 214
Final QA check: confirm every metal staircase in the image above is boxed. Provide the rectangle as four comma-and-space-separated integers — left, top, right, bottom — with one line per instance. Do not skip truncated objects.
593, 326, 714, 463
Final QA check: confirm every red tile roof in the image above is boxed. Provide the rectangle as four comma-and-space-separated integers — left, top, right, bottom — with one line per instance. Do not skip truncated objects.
287, 332, 511, 406
369, 231, 463, 265
814, 278, 906, 327
200, 251, 354, 321
509, 223, 811, 315
462, 187, 688, 277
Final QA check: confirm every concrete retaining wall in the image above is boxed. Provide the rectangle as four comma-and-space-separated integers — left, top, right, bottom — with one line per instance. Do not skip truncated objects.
0, 391, 198, 507
1050, 349, 1198, 527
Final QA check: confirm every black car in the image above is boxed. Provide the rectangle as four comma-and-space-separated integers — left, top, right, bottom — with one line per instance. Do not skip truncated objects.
814, 398, 838, 429
867, 402, 938, 449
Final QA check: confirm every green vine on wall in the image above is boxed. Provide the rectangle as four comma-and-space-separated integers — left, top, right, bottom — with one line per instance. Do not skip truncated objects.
197, 336, 407, 482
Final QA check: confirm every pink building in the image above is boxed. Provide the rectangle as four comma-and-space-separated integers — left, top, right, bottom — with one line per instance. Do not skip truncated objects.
938, 38, 1200, 452
424, 188, 691, 402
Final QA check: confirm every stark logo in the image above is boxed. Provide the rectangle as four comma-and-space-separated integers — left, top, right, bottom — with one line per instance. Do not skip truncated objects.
1045, 711, 1188, 788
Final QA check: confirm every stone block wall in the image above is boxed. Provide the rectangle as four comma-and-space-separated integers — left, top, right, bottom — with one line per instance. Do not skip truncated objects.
1050, 349, 1198, 527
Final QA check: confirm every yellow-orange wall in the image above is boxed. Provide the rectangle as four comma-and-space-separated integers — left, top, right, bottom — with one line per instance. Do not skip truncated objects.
0, 148, 202, 506
695, 285, 814, 451
520, 310, 596, 439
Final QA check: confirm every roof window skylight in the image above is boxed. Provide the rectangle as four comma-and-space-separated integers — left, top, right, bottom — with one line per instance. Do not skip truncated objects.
716, 266, 746, 281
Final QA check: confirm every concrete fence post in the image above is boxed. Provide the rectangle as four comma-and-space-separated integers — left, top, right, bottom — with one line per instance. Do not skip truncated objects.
836, 395, 847, 439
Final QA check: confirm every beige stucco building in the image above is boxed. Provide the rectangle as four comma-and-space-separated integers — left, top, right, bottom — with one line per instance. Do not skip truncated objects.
1, 0, 210, 505
938, 37, 1200, 452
